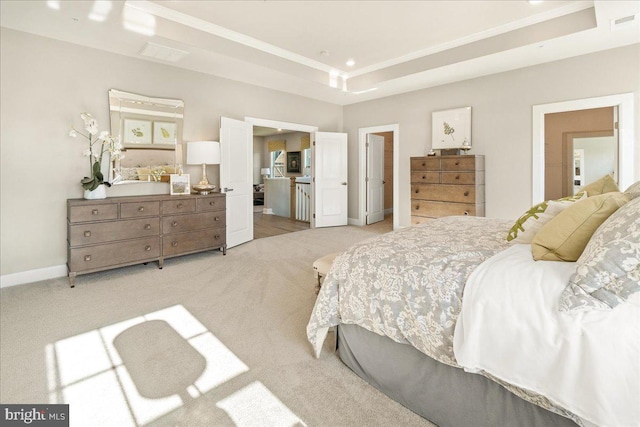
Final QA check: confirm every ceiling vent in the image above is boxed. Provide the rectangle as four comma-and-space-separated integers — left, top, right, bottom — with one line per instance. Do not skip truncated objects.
139, 42, 189, 63
610, 14, 638, 31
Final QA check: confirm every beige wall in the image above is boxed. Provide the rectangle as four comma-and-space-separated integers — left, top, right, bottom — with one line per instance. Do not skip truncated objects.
544, 107, 614, 199
0, 28, 342, 277
343, 43, 640, 226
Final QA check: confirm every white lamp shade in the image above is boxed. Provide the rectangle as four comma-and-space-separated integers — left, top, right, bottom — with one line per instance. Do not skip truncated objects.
186, 141, 220, 165
261, 168, 271, 175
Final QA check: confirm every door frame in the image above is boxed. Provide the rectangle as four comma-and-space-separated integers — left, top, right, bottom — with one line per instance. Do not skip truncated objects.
358, 124, 400, 230
532, 93, 635, 205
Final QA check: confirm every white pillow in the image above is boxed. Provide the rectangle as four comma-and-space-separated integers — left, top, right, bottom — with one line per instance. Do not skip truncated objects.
507, 192, 587, 243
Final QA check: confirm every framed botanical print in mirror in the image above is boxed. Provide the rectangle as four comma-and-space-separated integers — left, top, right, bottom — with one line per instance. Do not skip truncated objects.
108, 89, 184, 185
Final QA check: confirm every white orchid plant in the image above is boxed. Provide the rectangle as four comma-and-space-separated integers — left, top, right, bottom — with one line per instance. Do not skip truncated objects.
69, 113, 124, 191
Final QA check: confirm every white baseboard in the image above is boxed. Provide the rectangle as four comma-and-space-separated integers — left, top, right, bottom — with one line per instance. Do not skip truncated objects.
348, 217, 364, 226
262, 208, 273, 215
384, 208, 394, 215
1, 264, 67, 288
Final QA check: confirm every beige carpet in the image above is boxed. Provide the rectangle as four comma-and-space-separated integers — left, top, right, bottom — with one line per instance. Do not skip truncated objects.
0, 225, 433, 427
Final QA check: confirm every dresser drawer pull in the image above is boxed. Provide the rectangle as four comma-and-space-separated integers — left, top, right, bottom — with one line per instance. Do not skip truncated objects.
171, 241, 178, 247
455, 161, 460, 166
144, 224, 151, 230
138, 206, 145, 212
83, 231, 91, 237
214, 216, 220, 221
464, 211, 470, 216
84, 255, 92, 262
172, 221, 179, 227
215, 234, 221, 240
464, 191, 469, 196
92, 209, 99, 215
177, 203, 184, 209
422, 175, 426, 179
415, 206, 420, 210
415, 189, 419, 194
455, 175, 460, 180
422, 162, 426, 167
209, 201, 216, 206
145, 245, 151, 251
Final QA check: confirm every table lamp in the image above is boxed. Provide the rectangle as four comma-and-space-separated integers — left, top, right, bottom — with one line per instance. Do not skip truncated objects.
261, 168, 271, 180
187, 141, 220, 194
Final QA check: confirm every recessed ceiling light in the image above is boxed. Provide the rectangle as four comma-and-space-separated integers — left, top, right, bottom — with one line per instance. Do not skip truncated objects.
528, 0, 544, 4
346, 58, 355, 67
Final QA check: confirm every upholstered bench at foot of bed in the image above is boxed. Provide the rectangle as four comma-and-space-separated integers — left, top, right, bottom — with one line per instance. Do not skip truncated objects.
312, 253, 338, 294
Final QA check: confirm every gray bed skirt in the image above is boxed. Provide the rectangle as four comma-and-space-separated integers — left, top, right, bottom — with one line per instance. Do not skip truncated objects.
337, 324, 578, 427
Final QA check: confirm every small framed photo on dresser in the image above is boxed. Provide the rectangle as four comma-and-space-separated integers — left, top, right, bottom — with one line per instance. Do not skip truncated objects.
170, 174, 190, 195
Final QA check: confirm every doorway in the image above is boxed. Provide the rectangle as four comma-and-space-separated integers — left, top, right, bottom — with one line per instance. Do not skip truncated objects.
543, 106, 616, 199
245, 117, 318, 239
358, 124, 399, 231
531, 93, 635, 205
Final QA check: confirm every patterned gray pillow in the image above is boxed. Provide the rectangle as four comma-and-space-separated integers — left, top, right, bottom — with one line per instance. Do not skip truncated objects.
625, 180, 640, 199
560, 196, 640, 312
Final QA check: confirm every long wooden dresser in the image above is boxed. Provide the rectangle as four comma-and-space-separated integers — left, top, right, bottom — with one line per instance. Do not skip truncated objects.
67, 193, 226, 287
410, 155, 485, 224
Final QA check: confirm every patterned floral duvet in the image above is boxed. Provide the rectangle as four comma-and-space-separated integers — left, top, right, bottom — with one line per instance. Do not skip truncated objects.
306, 216, 512, 366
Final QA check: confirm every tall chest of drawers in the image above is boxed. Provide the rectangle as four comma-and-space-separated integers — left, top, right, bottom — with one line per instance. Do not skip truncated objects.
67, 193, 226, 286
410, 155, 485, 224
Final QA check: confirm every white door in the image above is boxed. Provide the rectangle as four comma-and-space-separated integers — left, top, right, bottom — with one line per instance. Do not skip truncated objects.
220, 116, 253, 248
366, 134, 385, 224
313, 132, 348, 228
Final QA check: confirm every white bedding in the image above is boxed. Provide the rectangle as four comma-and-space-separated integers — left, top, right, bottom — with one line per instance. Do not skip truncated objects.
454, 244, 640, 427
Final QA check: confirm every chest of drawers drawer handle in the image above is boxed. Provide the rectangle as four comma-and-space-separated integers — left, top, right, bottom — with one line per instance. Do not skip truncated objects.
84, 255, 91, 262
171, 241, 178, 247
455, 175, 460, 180
144, 224, 151, 230
214, 216, 220, 221
422, 162, 426, 167
455, 161, 460, 166
215, 234, 220, 240
464, 191, 469, 197
171, 221, 179, 227
209, 201, 216, 206
415, 189, 419, 194
464, 211, 469, 216
145, 245, 151, 251
92, 209, 99, 215
84, 231, 91, 237
415, 205, 420, 210
422, 175, 426, 179
138, 206, 145, 212
177, 203, 183, 209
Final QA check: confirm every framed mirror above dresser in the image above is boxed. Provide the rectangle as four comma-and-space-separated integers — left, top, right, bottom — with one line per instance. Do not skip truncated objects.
108, 89, 184, 185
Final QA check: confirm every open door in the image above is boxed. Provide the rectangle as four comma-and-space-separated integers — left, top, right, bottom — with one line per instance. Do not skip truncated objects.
366, 134, 384, 224
313, 132, 348, 228
220, 117, 253, 248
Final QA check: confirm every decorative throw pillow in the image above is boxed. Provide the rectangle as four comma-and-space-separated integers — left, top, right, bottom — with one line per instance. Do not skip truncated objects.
506, 192, 586, 243
531, 192, 630, 262
581, 174, 619, 196
559, 197, 640, 312
624, 180, 640, 199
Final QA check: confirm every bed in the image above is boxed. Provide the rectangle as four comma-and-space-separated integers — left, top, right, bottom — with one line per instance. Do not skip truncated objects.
307, 183, 640, 427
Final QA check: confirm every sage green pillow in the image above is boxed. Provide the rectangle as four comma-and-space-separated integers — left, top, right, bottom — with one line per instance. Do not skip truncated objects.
506, 192, 586, 243
531, 192, 630, 262
581, 174, 619, 196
